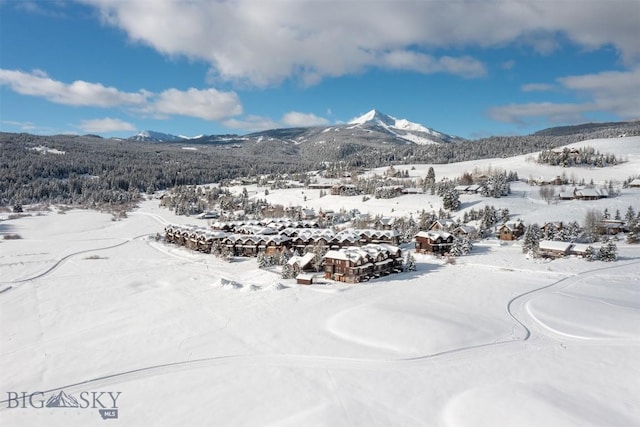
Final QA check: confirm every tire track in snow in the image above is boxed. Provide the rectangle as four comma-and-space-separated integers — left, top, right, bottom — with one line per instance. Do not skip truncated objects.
0, 235, 150, 292
2, 256, 637, 405
506, 258, 640, 341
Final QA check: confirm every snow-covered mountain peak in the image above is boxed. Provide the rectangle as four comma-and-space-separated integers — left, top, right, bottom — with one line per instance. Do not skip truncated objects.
349, 109, 396, 126
346, 109, 451, 144
129, 130, 185, 142
349, 109, 437, 134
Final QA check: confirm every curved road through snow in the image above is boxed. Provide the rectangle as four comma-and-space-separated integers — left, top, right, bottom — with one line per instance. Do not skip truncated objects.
1, 249, 637, 409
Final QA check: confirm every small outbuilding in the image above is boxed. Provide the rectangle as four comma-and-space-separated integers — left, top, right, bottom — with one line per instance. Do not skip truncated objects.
296, 273, 315, 285
538, 240, 573, 258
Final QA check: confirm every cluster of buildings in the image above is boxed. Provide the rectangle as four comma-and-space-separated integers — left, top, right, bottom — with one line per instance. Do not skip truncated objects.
537, 241, 595, 258
163, 223, 404, 283
164, 224, 400, 255
323, 244, 403, 283
163, 208, 633, 284
558, 187, 610, 200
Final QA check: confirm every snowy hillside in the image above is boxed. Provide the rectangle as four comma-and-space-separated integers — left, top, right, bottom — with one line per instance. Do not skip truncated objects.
1, 136, 639, 426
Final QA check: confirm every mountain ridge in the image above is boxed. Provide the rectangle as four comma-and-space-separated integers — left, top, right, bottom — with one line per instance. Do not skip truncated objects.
127, 109, 460, 145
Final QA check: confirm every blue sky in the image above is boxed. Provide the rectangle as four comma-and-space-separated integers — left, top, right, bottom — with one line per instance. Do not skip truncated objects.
1, 0, 638, 139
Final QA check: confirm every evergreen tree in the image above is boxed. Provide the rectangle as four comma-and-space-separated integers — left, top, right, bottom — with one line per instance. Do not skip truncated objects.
426, 167, 436, 184
442, 188, 461, 211
219, 245, 232, 262
583, 209, 601, 243
291, 262, 302, 278
404, 253, 417, 272
598, 239, 617, 262
585, 245, 598, 261
522, 223, 541, 255
257, 251, 268, 268
277, 250, 291, 266
281, 263, 293, 279
625, 206, 636, 224
450, 236, 472, 256
311, 241, 327, 272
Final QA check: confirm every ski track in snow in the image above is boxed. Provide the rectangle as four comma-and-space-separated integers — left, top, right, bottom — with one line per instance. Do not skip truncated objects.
0, 239, 131, 291
1, 222, 637, 409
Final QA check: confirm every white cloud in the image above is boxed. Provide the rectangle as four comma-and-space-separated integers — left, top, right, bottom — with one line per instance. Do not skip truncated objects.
150, 88, 242, 121
379, 51, 486, 78
78, 117, 136, 133
501, 60, 516, 70
78, 0, 640, 86
281, 112, 329, 127
0, 68, 243, 121
521, 83, 555, 92
489, 67, 640, 125
0, 69, 147, 107
487, 102, 594, 125
1, 120, 38, 131
223, 115, 279, 132
224, 111, 331, 132
559, 68, 640, 118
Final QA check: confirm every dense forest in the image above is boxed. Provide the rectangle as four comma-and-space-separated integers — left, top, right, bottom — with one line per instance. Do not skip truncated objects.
1, 120, 638, 209
0, 133, 310, 208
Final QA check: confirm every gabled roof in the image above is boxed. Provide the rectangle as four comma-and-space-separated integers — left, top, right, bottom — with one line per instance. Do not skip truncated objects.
454, 225, 476, 234
416, 230, 452, 240
570, 243, 599, 254
429, 219, 456, 229
288, 252, 315, 267
538, 240, 573, 252
500, 221, 524, 231
323, 243, 400, 264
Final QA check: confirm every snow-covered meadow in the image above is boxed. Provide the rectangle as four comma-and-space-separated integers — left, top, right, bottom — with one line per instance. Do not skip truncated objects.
1, 137, 639, 426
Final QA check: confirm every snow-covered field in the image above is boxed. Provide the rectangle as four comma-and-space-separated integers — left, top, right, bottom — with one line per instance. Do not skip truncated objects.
1, 137, 639, 426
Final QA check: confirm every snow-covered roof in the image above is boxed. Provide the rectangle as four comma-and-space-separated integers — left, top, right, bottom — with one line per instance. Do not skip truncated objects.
570, 243, 595, 254
288, 252, 315, 267
575, 188, 600, 197
416, 230, 452, 240
454, 225, 477, 234
538, 240, 573, 252
500, 221, 524, 231
431, 219, 456, 228
324, 243, 399, 264
559, 191, 575, 199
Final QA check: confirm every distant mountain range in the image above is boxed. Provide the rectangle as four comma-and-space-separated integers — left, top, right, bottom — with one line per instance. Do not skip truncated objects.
127, 109, 461, 146
129, 130, 192, 142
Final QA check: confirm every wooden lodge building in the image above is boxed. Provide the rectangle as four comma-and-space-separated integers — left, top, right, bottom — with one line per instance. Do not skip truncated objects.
323, 244, 403, 283
164, 224, 401, 259
498, 221, 525, 241
537, 240, 573, 258
415, 231, 454, 254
